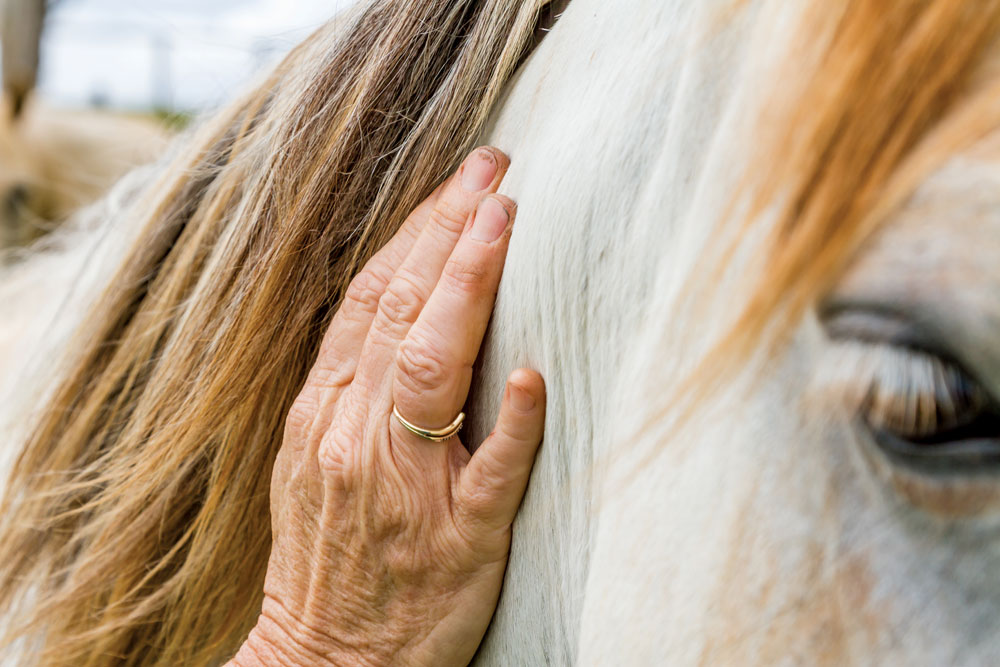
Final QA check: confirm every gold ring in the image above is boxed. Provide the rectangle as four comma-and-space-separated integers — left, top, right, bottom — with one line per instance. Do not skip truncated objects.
392, 405, 465, 442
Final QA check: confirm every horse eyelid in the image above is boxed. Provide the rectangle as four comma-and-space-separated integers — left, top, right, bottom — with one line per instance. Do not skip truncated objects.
820, 299, 985, 394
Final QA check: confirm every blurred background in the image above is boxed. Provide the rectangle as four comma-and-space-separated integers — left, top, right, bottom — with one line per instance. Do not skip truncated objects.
0, 0, 353, 253
42, 0, 353, 115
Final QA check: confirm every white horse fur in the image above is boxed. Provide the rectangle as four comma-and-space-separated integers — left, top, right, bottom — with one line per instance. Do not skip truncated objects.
5, 0, 1000, 664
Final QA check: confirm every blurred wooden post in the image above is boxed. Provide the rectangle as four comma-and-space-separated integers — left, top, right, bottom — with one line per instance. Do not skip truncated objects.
1, 0, 46, 118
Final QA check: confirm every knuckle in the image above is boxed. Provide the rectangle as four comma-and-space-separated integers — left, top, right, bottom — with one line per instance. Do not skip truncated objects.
317, 427, 354, 476
455, 483, 511, 549
377, 273, 424, 331
429, 198, 471, 234
285, 395, 317, 441
343, 268, 389, 314
497, 416, 532, 447
458, 482, 494, 521
473, 447, 509, 495
442, 256, 489, 296
395, 336, 450, 395
365, 475, 410, 539
317, 407, 364, 477
307, 365, 351, 394
316, 428, 357, 480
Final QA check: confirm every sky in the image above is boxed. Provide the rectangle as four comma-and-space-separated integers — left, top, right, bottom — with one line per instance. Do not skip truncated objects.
38, 0, 356, 111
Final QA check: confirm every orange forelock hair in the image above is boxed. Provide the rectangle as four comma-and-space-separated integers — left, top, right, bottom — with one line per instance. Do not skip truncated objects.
642, 0, 1000, 449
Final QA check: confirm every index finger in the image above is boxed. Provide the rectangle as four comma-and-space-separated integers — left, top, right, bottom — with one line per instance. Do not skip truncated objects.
300, 149, 507, 408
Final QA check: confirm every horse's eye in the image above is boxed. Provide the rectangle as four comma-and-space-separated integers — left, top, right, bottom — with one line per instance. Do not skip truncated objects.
820, 304, 1000, 472
4, 184, 30, 215
859, 348, 1000, 470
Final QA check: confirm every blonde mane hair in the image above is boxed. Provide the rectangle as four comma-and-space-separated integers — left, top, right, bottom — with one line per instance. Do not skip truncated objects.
0, 1, 550, 663
3, 1, 1000, 665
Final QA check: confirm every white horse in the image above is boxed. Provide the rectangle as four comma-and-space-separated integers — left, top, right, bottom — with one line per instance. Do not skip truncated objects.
4, 0, 1000, 664
472, 1, 1000, 663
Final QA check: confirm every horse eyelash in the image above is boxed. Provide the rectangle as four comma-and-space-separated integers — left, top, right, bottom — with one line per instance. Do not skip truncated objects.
862, 349, 989, 439
817, 341, 991, 439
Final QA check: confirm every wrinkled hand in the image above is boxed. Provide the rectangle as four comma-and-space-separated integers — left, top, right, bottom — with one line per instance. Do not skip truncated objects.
229, 148, 545, 667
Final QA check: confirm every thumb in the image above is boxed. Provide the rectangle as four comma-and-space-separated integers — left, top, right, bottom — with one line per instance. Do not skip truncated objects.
457, 369, 546, 529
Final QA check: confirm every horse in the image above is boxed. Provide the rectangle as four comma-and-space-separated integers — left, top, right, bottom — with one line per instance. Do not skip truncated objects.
3, 0, 1000, 664
0, 102, 172, 252
0, 2, 170, 375
0, 0, 171, 253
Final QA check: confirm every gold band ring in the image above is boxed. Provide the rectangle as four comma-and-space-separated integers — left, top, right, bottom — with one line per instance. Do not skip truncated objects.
392, 405, 465, 442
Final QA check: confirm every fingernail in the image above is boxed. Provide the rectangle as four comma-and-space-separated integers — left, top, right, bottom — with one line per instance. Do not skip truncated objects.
509, 382, 536, 412
471, 197, 510, 243
461, 149, 498, 192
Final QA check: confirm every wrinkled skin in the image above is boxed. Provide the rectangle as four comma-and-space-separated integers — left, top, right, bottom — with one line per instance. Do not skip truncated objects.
228, 148, 547, 667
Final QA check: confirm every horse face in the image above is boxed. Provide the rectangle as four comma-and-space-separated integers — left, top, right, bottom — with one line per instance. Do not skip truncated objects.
575, 138, 1000, 664
0, 104, 170, 254
0, 119, 51, 251
0, 181, 53, 250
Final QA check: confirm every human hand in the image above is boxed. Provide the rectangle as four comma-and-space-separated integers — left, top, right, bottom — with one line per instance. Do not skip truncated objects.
228, 148, 545, 667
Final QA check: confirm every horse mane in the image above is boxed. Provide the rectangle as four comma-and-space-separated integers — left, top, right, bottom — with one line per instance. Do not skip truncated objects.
0, 1, 550, 663
3, 0, 1000, 664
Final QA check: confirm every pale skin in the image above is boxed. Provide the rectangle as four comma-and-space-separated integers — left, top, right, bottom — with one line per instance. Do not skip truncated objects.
228, 147, 546, 667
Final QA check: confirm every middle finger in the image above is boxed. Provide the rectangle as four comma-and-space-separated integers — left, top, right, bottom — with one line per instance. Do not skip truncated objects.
352, 146, 509, 397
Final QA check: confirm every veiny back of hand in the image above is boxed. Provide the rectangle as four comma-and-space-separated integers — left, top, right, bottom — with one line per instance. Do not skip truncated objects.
229, 148, 545, 667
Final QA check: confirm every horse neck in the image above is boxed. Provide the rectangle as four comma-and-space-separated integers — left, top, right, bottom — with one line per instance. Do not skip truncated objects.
467, 0, 766, 662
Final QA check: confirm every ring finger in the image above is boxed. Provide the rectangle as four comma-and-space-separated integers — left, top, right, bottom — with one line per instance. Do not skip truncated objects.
391, 195, 516, 435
